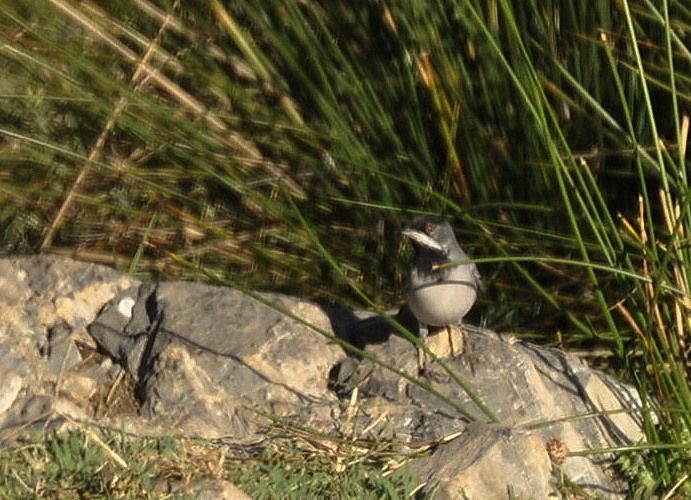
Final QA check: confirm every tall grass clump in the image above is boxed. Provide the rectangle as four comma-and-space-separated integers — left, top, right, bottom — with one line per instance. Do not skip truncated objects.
0, 0, 689, 494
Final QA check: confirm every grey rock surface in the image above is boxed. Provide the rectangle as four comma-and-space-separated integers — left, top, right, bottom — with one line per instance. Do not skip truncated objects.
182, 479, 252, 500
341, 316, 640, 497
0, 255, 137, 441
413, 423, 553, 499
88, 280, 345, 439
0, 255, 645, 498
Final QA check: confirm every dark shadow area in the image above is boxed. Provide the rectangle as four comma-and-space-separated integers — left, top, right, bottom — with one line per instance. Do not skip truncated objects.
322, 303, 420, 352
322, 303, 420, 397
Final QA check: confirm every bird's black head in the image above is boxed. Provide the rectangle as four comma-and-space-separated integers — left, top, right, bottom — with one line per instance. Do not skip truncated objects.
402, 215, 457, 255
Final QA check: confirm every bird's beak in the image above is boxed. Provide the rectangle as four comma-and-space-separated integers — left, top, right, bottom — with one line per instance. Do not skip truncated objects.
401, 228, 444, 252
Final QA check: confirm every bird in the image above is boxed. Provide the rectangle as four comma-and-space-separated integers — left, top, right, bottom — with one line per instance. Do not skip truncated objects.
402, 215, 480, 373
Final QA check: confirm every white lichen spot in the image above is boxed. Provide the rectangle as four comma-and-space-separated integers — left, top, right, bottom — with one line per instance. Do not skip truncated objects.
117, 297, 136, 318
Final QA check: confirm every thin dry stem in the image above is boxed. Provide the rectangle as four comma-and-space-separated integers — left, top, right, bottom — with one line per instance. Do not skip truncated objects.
47, 0, 307, 199
84, 427, 129, 468
46, 0, 226, 131
615, 302, 645, 344
41, 3, 175, 249
680, 115, 689, 162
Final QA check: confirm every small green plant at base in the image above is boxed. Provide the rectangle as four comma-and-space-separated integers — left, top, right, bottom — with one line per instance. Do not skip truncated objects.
0, 427, 419, 500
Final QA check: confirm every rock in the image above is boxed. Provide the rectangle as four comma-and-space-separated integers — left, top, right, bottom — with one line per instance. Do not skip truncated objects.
0, 367, 23, 416
181, 479, 252, 500
59, 372, 98, 402
413, 423, 553, 499
88, 281, 345, 439
0, 255, 645, 497
0, 394, 54, 439
45, 321, 82, 376
0, 344, 28, 417
87, 283, 162, 380
345, 319, 636, 496
0, 255, 137, 443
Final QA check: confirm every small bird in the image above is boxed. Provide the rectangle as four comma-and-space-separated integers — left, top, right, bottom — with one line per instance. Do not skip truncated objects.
402, 215, 480, 372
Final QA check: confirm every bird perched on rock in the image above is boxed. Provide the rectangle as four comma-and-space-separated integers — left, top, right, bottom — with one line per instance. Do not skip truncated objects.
402, 215, 480, 372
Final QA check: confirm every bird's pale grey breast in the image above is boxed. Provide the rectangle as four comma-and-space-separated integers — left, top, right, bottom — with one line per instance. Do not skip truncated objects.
403, 215, 479, 327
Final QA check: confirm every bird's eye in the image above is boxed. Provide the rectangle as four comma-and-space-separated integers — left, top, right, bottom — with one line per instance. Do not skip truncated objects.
425, 222, 436, 235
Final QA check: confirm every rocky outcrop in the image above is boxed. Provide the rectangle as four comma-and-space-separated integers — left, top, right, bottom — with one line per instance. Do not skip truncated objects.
0, 255, 644, 498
